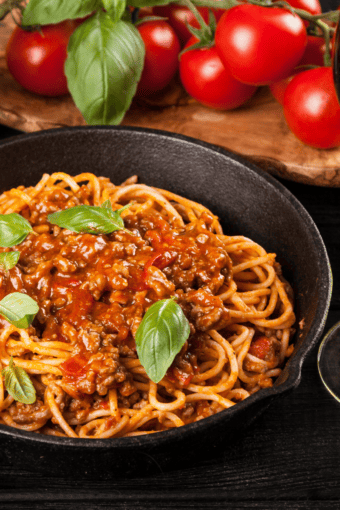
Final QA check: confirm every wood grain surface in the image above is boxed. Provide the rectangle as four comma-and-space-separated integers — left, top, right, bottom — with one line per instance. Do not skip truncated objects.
1, 14, 340, 187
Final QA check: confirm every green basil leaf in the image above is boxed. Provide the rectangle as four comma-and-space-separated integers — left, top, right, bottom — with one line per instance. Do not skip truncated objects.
0, 251, 20, 271
48, 204, 129, 234
2, 358, 36, 405
102, 0, 126, 23
102, 201, 131, 224
65, 12, 145, 125
0, 292, 39, 329
135, 298, 190, 384
0, 213, 33, 248
22, 0, 100, 26
101, 200, 113, 211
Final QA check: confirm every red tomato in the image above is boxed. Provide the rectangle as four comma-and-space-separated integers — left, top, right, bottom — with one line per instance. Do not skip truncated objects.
283, 0, 321, 15
275, 0, 321, 26
136, 20, 180, 96
180, 37, 257, 110
298, 35, 326, 67
249, 336, 272, 360
6, 20, 80, 96
153, 3, 224, 47
283, 67, 340, 149
215, 5, 307, 85
270, 35, 329, 104
269, 69, 301, 105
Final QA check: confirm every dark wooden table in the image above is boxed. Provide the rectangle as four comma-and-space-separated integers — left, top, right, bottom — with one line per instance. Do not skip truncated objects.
1, 0, 340, 505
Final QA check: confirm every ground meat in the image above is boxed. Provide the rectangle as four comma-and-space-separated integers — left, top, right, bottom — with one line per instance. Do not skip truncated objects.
3, 192, 232, 408
179, 288, 230, 331
8, 398, 52, 425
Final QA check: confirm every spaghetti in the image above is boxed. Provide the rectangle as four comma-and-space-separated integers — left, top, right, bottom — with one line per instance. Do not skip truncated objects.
0, 173, 295, 438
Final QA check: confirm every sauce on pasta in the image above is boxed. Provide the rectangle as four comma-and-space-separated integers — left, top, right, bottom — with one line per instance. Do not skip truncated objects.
0, 173, 295, 438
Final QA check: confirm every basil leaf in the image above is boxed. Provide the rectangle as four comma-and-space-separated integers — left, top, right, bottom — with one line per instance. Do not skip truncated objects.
101, 201, 131, 225
2, 358, 36, 405
48, 204, 129, 234
0, 213, 33, 248
0, 292, 39, 329
135, 299, 190, 384
101, 200, 113, 211
22, 0, 100, 26
65, 12, 145, 125
0, 251, 20, 271
102, 0, 126, 23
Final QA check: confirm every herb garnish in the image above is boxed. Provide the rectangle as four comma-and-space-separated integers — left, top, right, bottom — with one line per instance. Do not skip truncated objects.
2, 357, 36, 405
47, 201, 131, 235
0, 251, 20, 271
0, 292, 39, 329
0, 213, 33, 247
135, 298, 190, 384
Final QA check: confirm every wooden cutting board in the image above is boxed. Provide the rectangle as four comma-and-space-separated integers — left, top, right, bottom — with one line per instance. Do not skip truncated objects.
1, 15, 340, 186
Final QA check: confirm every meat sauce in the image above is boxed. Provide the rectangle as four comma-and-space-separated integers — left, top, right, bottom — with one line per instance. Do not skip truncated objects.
0, 185, 232, 414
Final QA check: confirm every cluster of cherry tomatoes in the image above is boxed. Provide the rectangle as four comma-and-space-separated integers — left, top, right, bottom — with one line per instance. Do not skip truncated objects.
5, 0, 340, 149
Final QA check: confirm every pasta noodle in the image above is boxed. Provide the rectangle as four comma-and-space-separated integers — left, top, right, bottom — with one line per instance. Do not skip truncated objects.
0, 173, 295, 438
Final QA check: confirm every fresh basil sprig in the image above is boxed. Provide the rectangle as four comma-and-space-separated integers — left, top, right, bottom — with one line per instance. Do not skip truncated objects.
0, 251, 20, 271
22, 0, 101, 26
135, 298, 190, 384
102, 0, 126, 24
2, 357, 36, 405
0, 292, 39, 329
47, 201, 130, 235
0, 213, 33, 248
65, 11, 145, 125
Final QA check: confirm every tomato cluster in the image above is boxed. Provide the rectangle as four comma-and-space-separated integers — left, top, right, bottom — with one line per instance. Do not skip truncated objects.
5, 0, 340, 149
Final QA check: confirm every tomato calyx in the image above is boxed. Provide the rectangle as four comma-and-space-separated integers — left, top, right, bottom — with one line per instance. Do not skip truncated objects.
178, 0, 216, 55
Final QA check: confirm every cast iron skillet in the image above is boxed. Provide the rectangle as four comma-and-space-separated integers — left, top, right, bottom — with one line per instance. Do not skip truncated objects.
0, 126, 332, 477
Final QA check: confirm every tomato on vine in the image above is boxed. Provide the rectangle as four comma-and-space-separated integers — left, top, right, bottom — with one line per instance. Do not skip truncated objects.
283, 67, 340, 149
298, 35, 327, 67
269, 69, 302, 105
136, 20, 181, 96
285, 0, 321, 15
6, 20, 80, 96
215, 4, 308, 86
277, 0, 322, 25
270, 34, 327, 104
284, 0, 321, 14
179, 36, 257, 110
153, 2, 224, 46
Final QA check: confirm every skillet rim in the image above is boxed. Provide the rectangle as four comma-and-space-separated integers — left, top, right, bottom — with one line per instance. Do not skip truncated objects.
0, 125, 332, 449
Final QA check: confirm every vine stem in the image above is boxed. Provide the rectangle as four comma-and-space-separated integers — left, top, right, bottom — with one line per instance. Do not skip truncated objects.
316, 20, 332, 67
183, 0, 339, 26
178, 0, 217, 53
181, 0, 339, 67
182, 0, 210, 30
